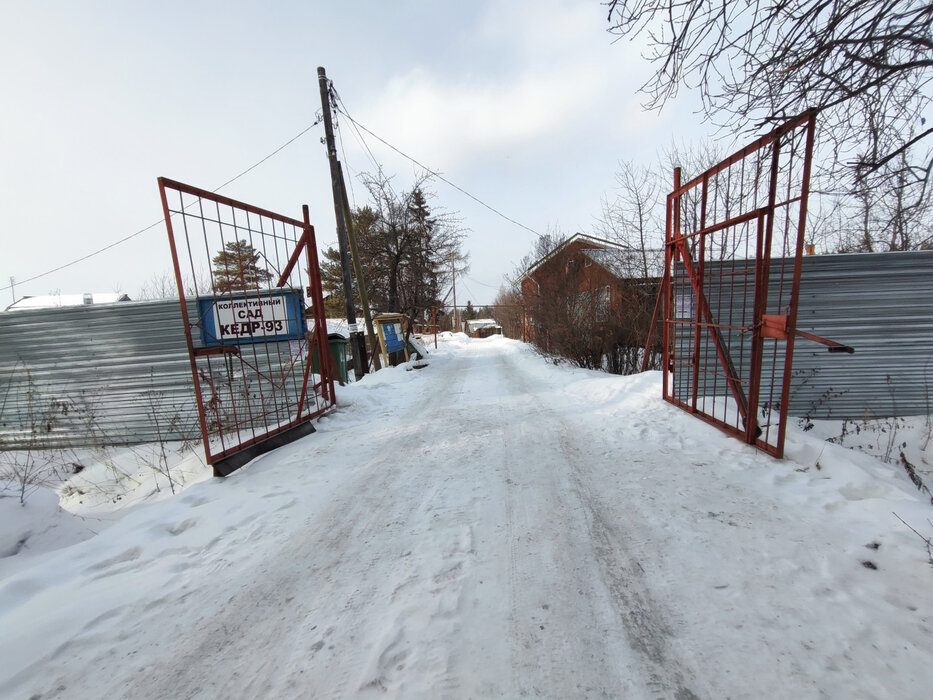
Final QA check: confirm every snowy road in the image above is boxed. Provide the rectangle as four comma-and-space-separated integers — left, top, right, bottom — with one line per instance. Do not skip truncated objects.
143, 340, 697, 698
2, 336, 931, 698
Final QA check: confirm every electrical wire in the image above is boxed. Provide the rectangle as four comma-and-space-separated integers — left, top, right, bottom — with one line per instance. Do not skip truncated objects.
459, 277, 483, 307
329, 85, 408, 214
330, 93, 542, 239
466, 274, 503, 289
333, 111, 357, 209
331, 87, 383, 182
213, 118, 321, 192
3, 220, 167, 295
2, 118, 323, 295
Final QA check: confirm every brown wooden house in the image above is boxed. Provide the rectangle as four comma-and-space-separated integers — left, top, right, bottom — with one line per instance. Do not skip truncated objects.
519, 233, 661, 373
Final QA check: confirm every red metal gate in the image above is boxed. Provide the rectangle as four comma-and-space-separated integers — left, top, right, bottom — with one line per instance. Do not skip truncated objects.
158, 178, 335, 475
662, 112, 817, 458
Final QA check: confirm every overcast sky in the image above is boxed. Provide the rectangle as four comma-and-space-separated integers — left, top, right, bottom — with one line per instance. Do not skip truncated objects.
0, 0, 720, 306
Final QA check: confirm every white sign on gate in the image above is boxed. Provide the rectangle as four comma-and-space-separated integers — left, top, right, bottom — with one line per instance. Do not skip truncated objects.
214, 295, 291, 341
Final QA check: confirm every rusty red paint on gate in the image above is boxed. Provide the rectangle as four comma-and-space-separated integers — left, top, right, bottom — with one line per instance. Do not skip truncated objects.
158, 178, 335, 469
661, 112, 817, 458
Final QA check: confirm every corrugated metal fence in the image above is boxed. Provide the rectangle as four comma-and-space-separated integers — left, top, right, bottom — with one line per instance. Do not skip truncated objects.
1, 250, 930, 450
790, 250, 933, 419
0, 299, 199, 449
684, 249, 933, 420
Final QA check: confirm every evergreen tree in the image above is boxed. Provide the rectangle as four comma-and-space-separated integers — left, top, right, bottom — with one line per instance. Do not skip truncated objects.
320, 175, 468, 323
211, 240, 273, 294
319, 206, 379, 317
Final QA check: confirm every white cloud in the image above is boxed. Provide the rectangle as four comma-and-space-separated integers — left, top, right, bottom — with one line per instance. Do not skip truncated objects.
352, 1, 637, 176
348, 0, 672, 179
356, 63, 608, 172
477, 0, 599, 53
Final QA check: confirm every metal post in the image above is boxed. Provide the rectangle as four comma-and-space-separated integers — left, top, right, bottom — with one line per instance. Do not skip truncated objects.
318, 66, 364, 381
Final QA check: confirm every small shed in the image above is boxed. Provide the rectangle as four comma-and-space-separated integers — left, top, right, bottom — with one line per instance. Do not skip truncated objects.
465, 318, 502, 338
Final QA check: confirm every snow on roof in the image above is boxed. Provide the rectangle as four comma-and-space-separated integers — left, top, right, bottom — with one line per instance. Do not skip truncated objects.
320, 318, 352, 339
465, 318, 499, 331
581, 248, 665, 279
5, 293, 131, 311
520, 233, 624, 280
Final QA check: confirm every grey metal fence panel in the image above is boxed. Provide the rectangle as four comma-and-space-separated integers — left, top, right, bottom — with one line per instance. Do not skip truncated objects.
0, 299, 199, 449
683, 250, 933, 419
790, 250, 933, 419
2, 250, 930, 451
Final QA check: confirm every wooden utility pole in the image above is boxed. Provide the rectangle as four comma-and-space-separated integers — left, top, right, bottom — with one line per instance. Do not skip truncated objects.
318, 66, 365, 380
337, 162, 380, 370
450, 252, 458, 334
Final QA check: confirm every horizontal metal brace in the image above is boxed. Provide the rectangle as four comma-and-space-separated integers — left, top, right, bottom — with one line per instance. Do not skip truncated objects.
795, 328, 855, 354
193, 345, 240, 357
761, 315, 854, 353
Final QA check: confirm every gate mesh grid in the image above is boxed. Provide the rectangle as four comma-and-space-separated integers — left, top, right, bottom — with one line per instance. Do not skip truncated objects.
158, 178, 334, 465
664, 112, 816, 457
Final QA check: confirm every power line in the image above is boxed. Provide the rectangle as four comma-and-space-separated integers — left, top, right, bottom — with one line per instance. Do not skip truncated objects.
334, 112, 357, 209
466, 274, 503, 289
329, 86, 408, 214
2, 118, 322, 295
331, 87, 383, 182
1, 220, 166, 295
213, 118, 321, 191
330, 97, 543, 239
460, 277, 479, 305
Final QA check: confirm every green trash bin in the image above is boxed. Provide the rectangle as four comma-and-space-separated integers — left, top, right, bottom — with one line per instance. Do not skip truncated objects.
311, 333, 349, 384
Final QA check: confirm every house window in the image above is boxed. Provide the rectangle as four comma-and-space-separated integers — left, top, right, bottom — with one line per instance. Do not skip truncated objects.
596, 285, 610, 320
568, 286, 611, 323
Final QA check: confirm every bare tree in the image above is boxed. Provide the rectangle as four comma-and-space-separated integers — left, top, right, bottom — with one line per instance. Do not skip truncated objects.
137, 270, 212, 300
509, 228, 569, 287
137, 272, 179, 300
597, 160, 664, 279
606, 0, 933, 194
491, 285, 525, 339
322, 172, 469, 326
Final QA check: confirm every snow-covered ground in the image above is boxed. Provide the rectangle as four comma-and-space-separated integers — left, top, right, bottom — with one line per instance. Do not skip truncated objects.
1, 334, 932, 699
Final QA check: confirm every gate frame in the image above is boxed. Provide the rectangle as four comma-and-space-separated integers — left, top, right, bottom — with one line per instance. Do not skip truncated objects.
660, 111, 817, 458
158, 178, 335, 475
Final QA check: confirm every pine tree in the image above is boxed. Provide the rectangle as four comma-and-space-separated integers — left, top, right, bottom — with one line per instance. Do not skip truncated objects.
211, 239, 273, 294
320, 177, 468, 323
320, 245, 351, 317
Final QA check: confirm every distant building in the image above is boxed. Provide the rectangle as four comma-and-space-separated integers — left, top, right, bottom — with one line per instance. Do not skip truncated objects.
464, 318, 502, 338
518, 233, 661, 371
5, 293, 131, 312
519, 233, 660, 337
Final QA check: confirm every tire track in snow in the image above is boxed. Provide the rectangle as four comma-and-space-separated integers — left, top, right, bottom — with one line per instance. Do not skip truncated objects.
15, 340, 700, 699
497, 349, 701, 699
42, 352, 484, 700
186, 355, 481, 700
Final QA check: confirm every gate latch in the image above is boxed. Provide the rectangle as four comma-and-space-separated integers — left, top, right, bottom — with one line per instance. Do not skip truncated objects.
761, 314, 854, 353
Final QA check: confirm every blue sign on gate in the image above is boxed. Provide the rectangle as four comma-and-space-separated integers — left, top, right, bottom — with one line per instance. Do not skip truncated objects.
198, 289, 305, 347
